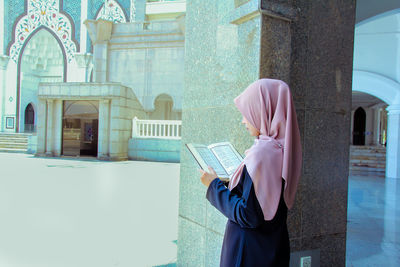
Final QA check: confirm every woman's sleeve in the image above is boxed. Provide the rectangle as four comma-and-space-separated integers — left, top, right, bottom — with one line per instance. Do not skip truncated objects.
206, 168, 265, 228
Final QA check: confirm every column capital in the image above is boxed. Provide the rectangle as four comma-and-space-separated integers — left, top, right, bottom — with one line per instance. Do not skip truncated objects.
387, 104, 400, 115
100, 99, 110, 104
84, 19, 113, 45
74, 52, 93, 68
0, 55, 10, 70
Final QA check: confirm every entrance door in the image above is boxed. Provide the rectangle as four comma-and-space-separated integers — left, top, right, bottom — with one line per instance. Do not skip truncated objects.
24, 103, 35, 132
353, 107, 366, 145
62, 101, 99, 157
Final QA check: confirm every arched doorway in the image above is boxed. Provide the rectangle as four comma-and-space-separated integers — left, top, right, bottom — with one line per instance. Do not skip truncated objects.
62, 101, 99, 157
17, 28, 65, 132
353, 107, 366, 146
350, 91, 388, 176
24, 103, 35, 133
149, 94, 181, 120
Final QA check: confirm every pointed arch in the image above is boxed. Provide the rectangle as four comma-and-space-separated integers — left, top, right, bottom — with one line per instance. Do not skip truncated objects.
7, 0, 78, 63
16, 26, 66, 132
24, 103, 35, 132
353, 107, 366, 145
95, 0, 128, 23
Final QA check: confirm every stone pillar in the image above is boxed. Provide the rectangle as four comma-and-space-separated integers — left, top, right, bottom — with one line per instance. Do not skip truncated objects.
0, 55, 9, 131
386, 105, 400, 179
36, 99, 47, 155
98, 99, 110, 160
45, 99, 54, 156
80, 0, 89, 53
365, 108, 374, 145
74, 53, 93, 82
132, 0, 146, 22
177, 0, 356, 266
350, 109, 355, 144
53, 100, 63, 156
0, 0, 4, 55
84, 19, 113, 83
373, 107, 381, 145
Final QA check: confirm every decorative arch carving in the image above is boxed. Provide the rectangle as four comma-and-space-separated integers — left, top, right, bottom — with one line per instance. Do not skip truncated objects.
152, 93, 174, 111
96, 0, 127, 23
9, 0, 77, 63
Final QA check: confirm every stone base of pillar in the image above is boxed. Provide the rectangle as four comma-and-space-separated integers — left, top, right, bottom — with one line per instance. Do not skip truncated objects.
45, 151, 54, 157
97, 154, 110, 161
109, 156, 128, 161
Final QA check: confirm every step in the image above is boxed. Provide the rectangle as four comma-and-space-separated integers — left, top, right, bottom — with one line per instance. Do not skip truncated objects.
350, 155, 386, 160
351, 150, 386, 154
0, 139, 29, 144
0, 133, 32, 137
350, 164, 386, 169
350, 151, 386, 156
350, 159, 386, 165
0, 148, 27, 153
0, 136, 29, 140
350, 166, 385, 172
0, 144, 28, 149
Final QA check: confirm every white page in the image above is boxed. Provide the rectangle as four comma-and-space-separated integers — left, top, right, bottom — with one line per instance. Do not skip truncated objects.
196, 146, 228, 177
209, 143, 243, 176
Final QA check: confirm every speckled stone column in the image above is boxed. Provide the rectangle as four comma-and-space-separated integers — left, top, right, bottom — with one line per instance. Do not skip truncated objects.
178, 0, 355, 266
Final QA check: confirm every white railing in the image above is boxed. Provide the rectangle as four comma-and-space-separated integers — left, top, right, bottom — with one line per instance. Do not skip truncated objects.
132, 117, 182, 140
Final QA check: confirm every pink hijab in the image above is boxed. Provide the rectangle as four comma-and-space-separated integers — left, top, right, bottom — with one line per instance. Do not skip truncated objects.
228, 79, 302, 221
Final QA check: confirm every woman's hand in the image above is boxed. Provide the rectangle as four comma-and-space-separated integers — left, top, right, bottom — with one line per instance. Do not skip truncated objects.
199, 166, 218, 187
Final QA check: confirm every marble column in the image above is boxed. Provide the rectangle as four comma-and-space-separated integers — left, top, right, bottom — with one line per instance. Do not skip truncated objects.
74, 53, 93, 82
386, 105, 400, 179
36, 99, 47, 155
132, 0, 146, 22
84, 19, 113, 83
0, 0, 4, 55
177, 0, 356, 266
98, 99, 110, 160
373, 107, 381, 145
80, 0, 89, 53
53, 100, 63, 156
45, 99, 54, 156
0, 55, 9, 131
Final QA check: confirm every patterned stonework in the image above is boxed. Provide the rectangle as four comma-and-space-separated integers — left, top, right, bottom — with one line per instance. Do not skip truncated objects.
130, 0, 136, 22
96, 0, 127, 23
9, 0, 77, 63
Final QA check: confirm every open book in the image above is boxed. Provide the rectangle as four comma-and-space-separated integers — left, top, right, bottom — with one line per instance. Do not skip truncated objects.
186, 142, 243, 181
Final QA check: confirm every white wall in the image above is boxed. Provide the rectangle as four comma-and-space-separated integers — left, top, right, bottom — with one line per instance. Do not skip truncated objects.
107, 21, 184, 113
353, 10, 400, 83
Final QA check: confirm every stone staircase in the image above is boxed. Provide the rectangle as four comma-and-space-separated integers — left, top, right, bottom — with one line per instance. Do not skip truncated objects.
0, 133, 31, 153
349, 145, 386, 175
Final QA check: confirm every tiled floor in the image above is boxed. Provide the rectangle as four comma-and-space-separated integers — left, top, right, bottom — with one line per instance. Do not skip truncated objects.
0, 153, 180, 267
346, 173, 400, 266
1, 153, 399, 266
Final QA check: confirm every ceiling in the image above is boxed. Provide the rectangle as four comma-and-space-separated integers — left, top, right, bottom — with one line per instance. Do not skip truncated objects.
356, 0, 400, 24
352, 91, 386, 109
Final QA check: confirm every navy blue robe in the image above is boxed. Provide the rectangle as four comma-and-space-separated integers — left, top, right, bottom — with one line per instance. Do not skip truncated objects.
206, 165, 290, 267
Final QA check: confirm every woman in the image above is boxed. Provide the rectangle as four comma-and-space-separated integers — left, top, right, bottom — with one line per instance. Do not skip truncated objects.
199, 79, 302, 266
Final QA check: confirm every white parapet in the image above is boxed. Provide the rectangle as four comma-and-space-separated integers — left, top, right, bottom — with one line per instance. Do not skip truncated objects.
146, 0, 186, 16
132, 117, 181, 140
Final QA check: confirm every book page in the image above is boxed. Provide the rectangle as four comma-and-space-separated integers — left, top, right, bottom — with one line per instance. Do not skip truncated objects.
209, 142, 243, 177
186, 144, 229, 178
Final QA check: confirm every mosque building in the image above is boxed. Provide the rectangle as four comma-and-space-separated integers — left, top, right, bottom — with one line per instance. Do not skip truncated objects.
0, 0, 398, 178
0, 0, 184, 160
0, 0, 399, 266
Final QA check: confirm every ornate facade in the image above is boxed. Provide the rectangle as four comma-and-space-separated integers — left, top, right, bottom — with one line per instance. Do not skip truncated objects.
0, 0, 185, 160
